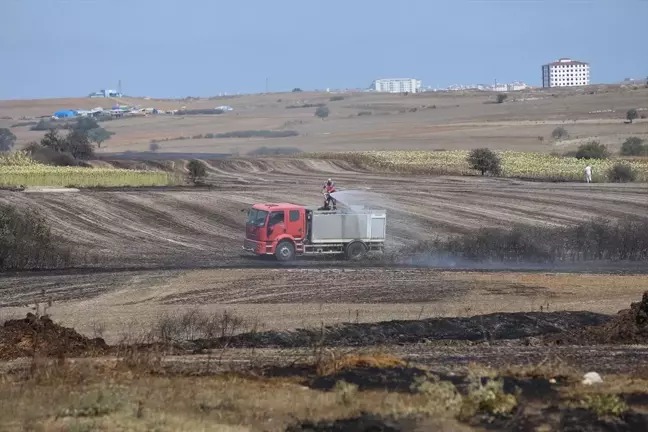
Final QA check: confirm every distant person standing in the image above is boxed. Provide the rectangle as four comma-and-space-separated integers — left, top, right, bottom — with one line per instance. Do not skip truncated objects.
585, 165, 592, 183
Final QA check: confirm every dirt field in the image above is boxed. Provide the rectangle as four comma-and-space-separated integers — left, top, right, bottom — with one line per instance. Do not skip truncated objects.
2, 86, 647, 156
1, 158, 648, 343
3, 88, 648, 430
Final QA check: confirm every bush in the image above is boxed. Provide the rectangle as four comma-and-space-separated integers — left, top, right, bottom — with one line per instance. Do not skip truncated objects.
315, 106, 330, 119
0, 128, 17, 152
467, 148, 501, 176
292, 88, 303, 92
30, 119, 56, 131
247, 146, 303, 156
0, 204, 72, 271
619, 137, 647, 156
403, 217, 648, 263
552, 126, 568, 140
330, 96, 345, 102
575, 141, 610, 159
187, 159, 207, 185
496, 93, 508, 103
627, 108, 638, 123
357, 111, 372, 116
607, 163, 636, 183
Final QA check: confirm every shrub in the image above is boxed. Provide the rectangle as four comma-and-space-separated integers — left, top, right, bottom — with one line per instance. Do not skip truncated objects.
292, 88, 303, 92
402, 217, 648, 263
575, 141, 610, 159
627, 108, 638, 123
467, 148, 501, 176
330, 96, 345, 102
315, 106, 330, 118
149, 142, 160, 152
552, 126, 568, 140
577, 394, 628, 418
0, 204, 72, 271
187, 159, 207, 185
0, 128, 17, 152
537, 136, 544, 142
357, 111, 372, 116
30, 119, 56, 131
496, 93, 508, 103
607, 163, 636, 183
619, 137, 647, 156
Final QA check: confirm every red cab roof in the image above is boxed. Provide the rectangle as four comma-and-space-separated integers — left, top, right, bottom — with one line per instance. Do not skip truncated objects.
252, 203, 305, 211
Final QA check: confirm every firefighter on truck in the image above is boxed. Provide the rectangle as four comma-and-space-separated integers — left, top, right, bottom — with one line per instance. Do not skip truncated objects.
322, 178, 337, 210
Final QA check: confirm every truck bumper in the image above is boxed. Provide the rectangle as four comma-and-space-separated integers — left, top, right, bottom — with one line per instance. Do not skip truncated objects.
242, 239, 273, 255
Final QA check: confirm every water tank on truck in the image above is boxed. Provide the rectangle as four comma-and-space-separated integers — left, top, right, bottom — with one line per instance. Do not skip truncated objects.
242, 202, 386, 261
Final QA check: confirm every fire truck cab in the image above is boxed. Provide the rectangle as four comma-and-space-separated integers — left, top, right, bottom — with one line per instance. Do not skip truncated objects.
243, 202, 386, 261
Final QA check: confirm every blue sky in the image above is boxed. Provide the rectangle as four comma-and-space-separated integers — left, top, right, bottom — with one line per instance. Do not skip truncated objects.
2, 0, 647, 99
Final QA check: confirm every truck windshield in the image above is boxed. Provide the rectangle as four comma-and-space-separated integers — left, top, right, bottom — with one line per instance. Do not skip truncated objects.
247, 209, 268, 227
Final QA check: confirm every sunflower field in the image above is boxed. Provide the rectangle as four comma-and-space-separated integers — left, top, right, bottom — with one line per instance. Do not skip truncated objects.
0, 151, 182, 187
304, 150, 648, 182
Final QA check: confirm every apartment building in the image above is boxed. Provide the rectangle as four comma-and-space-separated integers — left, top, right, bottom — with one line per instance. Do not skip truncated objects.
542, 58, 590, 88
371, 78, 422, 93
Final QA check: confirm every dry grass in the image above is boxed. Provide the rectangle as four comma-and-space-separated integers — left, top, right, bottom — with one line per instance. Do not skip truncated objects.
0, 358, 468, 432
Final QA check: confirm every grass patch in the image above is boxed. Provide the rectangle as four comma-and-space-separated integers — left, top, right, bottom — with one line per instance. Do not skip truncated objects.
301, 150, 648, 182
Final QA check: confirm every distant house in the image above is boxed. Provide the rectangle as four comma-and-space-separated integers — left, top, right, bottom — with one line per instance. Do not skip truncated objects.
52, 110, 77, 119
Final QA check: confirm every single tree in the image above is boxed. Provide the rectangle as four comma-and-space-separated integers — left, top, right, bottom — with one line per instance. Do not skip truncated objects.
87, 127, 115, 148
627, 109, 639, 124
64, 129, 95, 159
467, 148, 502, 176
0, 128, 17, 152
315, 106, 330, 119
187, 159, 207, 185
607, 163, 636, 183
149, 142, 161, 152
40, 128, 67, 153
496, 93, 508, 104
575, 140, 610, 160
619, 137, 646, 156
551, 126, 568, 140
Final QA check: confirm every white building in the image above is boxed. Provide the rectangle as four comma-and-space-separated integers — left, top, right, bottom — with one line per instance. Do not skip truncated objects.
542, 58, 590, 88
371, 78, 422, 93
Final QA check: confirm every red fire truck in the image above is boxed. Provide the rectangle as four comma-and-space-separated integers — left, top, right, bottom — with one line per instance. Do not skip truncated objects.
243, 202, 386, 261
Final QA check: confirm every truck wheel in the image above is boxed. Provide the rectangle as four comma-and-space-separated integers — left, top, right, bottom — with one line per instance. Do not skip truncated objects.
346, 241, 367, 260
275, 241, 295, 262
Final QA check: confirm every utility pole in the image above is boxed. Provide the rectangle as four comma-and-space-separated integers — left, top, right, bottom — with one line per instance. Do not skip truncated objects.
265, 77, 269, 93
118, 79, 122, 95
